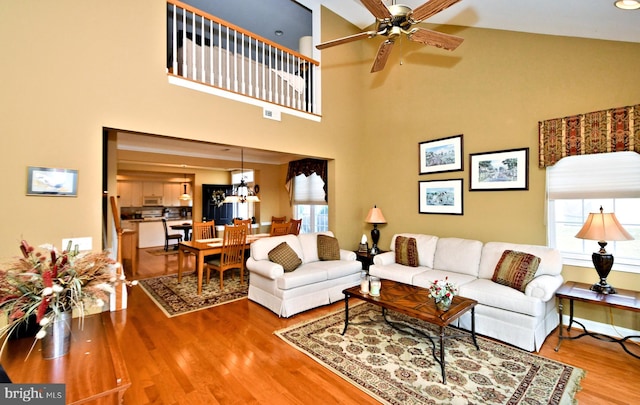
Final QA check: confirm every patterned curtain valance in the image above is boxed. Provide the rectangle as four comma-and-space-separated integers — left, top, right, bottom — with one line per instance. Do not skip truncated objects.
538, 104, 640, 168
286, 158, 328, 202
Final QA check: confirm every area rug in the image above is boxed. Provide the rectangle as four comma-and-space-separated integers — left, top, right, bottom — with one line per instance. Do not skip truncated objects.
146, 248, 178, 256
275, 303, 585, 405
139, 272, 248, 317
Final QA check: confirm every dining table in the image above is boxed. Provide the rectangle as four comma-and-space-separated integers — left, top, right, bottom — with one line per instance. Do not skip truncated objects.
178, 233, 270, 295
171, 223, 193, 241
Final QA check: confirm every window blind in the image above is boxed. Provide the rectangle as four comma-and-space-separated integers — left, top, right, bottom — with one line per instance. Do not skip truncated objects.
293, 173, 326, 204
547, 151, 640, 199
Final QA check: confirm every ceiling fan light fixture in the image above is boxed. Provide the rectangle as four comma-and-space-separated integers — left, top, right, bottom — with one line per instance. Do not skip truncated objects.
614, 0, 640, 9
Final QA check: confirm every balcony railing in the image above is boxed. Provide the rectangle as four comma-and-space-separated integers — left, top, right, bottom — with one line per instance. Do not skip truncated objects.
167, 0, 319, 116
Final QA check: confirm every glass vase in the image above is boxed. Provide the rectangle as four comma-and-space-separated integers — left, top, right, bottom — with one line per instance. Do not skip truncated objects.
435, 297, 452, 311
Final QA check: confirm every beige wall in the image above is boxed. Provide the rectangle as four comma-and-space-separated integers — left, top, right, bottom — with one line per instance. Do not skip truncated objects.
1, 1, 639, 329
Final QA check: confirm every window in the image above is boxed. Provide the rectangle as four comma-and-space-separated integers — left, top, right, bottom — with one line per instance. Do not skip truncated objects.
230, 170, 256, 221
292, 172, 327, 233
547, 152, 640, 272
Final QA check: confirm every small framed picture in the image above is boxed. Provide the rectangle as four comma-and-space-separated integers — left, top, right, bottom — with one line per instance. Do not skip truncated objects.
419, 179, 463, 215
27, 166, 78, 196
419, 134, 463, 174
469, 148, 529, 191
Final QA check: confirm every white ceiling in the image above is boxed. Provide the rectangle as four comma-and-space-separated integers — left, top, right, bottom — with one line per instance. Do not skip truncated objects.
322, 0, 640, 44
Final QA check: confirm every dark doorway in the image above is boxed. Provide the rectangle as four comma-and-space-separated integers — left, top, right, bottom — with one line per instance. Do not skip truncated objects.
202, 184, 234, 225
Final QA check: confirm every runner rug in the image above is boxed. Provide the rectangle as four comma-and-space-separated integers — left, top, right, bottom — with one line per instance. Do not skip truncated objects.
139, 272, 248, 317
275, 302, 585, 405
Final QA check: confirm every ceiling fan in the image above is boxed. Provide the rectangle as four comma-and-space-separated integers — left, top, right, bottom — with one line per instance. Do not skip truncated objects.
316, 0, 464, 72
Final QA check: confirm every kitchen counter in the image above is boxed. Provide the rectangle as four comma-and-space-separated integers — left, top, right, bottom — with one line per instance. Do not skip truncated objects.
137, 219, 192, 248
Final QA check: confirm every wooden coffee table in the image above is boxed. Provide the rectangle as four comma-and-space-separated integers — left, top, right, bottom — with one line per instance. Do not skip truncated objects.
342, 279, 478, 384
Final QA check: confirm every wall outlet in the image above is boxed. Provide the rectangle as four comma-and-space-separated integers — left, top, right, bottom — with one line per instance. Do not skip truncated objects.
62, 237, 92, 251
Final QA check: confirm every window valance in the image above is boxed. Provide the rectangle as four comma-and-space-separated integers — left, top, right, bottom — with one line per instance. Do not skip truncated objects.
538, 104, 640, 168
285, 158, 328, 204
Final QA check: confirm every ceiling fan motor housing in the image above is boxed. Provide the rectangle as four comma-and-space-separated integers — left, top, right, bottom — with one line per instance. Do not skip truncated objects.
377, 4, 413, 36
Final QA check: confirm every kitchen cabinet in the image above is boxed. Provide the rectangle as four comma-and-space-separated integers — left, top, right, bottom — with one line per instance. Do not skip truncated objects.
143, 182, 164, 197
117, 182, 142, 207
163, 183, 182, 206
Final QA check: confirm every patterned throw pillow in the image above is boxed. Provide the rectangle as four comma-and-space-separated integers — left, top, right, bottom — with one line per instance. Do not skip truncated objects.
268, 242, 302, 272
492, 250, 541, 292
317, 234, 340, 261
395, 236, 419, 267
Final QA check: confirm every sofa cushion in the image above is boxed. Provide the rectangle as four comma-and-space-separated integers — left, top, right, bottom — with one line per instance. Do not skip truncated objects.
390, 233, 438, 268
395, 236, 419, 267
268, 242, 302, 272
251, 234, 302, 262
317, 234, 340, 261
478, 242, 562, 280
492, 250, 540, 292
433, 237, 483, 277
298, 231, 334, 264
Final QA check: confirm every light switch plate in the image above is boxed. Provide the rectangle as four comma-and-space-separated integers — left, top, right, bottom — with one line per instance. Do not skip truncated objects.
62, 237, 92, 251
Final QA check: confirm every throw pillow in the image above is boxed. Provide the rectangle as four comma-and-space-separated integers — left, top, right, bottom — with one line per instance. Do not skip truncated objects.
268, 242, 302, 272
492, 250, 541, 292
395, 236, 419, 267
317, 234, 340, 261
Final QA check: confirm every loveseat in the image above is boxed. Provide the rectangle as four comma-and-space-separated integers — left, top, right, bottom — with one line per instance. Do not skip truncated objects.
369, 233, 563, 352
246, 231, 362, 317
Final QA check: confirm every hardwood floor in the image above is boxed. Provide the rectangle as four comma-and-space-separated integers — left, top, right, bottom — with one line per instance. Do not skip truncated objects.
112, 248, 640, 404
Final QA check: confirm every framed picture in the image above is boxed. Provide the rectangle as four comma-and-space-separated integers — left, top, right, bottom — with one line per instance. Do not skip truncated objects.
469, 148, 529, 191
419, 179, 463, 215
27, 166, 78, 196
419, 134, 463, 174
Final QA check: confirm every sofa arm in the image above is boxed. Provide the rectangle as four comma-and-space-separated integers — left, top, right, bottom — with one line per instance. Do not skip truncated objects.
373, 251, 395, 266
340, 249, 357, 261
525, 274, 564, 301
246, 258, 285, 280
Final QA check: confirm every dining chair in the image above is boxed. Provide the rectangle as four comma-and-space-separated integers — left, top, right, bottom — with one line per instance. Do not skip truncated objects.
233, 218, 253, 234
205, 224, 248, 289
192, 220, 216, 240
271, 216, 287, 224
270, 222, 291, 236
162, 218, 183, 251
289, 218, 302, 235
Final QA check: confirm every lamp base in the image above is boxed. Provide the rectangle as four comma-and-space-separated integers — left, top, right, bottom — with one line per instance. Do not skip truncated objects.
590, 281, 617, 295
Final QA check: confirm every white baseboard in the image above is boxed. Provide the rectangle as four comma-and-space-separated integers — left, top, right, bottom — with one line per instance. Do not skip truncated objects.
562, 314, 640, 342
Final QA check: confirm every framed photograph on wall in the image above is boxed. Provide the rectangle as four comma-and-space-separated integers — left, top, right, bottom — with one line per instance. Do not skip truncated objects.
419, 134, 463, 174
419, 179, 463, 215
469, 148, 529, 191
27, 166, 78, 196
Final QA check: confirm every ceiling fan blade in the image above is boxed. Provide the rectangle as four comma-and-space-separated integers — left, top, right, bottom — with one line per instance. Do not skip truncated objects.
316, 31, 378, 50
370, 40, 395, 73
359, 0, 393, 20
408, 27, 464, 51
410, 0, 461, 23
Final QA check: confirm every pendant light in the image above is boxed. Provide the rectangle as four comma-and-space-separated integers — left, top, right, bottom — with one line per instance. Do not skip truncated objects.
224, 148, 260, 203
179, 174, 191, 201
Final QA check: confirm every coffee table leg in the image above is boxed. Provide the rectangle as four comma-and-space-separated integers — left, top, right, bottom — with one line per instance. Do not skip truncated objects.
471, 306, 479, 350
439, 326, 446, 384
342, 293, 350, 335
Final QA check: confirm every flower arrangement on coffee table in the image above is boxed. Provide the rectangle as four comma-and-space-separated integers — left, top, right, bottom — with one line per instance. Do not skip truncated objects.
427, 277, 458, 311
0, 240, 135, 355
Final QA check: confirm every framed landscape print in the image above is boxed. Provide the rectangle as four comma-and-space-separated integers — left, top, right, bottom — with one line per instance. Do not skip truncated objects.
419, 134, 463, 174
27, 166, 78, 196
419, 179, 463, 215
469, 148, 529, 191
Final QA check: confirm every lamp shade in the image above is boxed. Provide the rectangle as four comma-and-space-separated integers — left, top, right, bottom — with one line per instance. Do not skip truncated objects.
365, 206, 387, 224
575, 207, 633, 242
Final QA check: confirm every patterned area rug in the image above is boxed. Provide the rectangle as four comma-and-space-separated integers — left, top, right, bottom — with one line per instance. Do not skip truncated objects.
276, 303, 585, 405
139, 272, 248, 317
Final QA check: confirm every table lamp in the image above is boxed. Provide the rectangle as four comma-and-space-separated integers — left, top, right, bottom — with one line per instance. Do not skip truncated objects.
575, 206, 634, 294
365, 205, 386, 254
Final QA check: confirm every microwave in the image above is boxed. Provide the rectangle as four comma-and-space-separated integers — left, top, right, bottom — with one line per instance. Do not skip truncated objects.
142, 196, 164, 206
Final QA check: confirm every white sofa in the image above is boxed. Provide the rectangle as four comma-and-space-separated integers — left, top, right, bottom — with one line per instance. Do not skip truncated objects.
369, 233, 563, 352
246, 232, 362, 317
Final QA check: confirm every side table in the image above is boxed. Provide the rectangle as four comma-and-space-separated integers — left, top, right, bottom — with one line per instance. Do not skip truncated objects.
354, 250, 386, 271
555, 281, 640, 359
